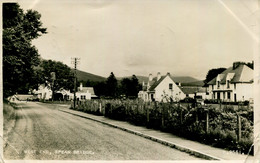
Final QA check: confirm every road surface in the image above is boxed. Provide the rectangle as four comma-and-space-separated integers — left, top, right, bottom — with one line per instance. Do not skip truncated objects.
3, 102, 201, 160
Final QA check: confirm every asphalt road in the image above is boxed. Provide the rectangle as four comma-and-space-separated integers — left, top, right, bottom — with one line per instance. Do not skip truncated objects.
3, 102, 201, 160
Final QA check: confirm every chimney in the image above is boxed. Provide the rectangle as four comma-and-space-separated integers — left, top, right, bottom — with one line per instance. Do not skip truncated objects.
80, 83, 83, 91
167, 72, 170, 76
233, 62, 244, 70
142, 81, 145, 86
149, 73, 153, 81
179, 82, 181, 86
157, 72, 161, 81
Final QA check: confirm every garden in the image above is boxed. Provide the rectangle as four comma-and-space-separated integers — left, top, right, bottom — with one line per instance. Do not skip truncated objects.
71, 99, 253, 155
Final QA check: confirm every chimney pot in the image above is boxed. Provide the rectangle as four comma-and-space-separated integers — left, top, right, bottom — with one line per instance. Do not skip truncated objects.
149, 73, 153, 81
157, 72, 161, 81
80, 83, 83, 91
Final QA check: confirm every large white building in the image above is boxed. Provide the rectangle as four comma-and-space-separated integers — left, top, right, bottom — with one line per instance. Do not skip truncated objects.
207, 62, 253, 102
138, 72, 186, 102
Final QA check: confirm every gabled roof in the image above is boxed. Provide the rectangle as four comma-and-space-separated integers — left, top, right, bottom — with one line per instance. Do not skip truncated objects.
148, 76, 167, 91
208, 64, 253, 85
77, 87, 95, 95
16, 94, 34, 101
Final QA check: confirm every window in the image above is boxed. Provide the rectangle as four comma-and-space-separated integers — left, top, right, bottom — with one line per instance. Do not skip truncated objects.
81, 95, 86, 100
217, 92, 220, 100
217, 81, 220, 88
234, 83, 236, 90
227, 92, 230, 100
227, 80, 230, 88
169, 83, 173, 90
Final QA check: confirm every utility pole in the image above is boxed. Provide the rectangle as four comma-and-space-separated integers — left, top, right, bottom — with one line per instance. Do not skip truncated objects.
50, 72, 56, 101
71, 58, 80, 109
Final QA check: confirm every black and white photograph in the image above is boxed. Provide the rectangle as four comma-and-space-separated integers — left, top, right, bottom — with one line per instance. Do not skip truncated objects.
1, 0, 260, 161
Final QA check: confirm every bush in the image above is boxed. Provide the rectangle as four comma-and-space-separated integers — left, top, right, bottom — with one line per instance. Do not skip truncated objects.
71, 99, 253, 155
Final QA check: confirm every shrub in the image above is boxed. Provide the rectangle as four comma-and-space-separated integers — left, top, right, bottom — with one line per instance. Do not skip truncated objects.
71, 99, 253, 155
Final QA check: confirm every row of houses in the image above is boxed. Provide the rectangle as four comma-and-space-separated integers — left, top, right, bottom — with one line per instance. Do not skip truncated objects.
33, 83, 97, 101
138, 62, 254, 103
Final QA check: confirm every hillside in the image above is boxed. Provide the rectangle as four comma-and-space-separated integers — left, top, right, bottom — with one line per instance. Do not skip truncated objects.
181, 80, 205, 87
117, 76, 148, 83
73, 69, 106, 82
71, 68, 203, 86
118, 75, 203, 86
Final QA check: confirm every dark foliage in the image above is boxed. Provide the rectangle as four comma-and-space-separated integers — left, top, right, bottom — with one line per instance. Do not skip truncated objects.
203, 68, 226, 86
3, 3, 47, 97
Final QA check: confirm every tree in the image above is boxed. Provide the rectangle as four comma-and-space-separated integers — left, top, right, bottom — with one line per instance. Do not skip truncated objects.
120, 75, 141, 98
130, 75, 141, 97
106, 72, 118, 97
120, 78, 132, 96
40, 60, 74, 94
3, 3, 47, 97
204, 68, 226, 86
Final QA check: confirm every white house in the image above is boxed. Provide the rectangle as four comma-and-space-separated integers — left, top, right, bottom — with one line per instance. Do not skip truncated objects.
138, 72, 186, 102
33, 83, 53, 100
207, 62, 253, 102
72, 83, 97, 100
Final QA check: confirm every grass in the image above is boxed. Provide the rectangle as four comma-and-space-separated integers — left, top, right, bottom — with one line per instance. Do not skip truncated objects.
3, 100, 17, 122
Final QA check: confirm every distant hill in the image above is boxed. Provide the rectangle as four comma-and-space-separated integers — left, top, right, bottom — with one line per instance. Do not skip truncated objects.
117, 76, 148, 83
73, 69, 106, 82
171, 76, 200, 83
71, 69, 204, 86
181, 80, 205, 87
118, 75, 203, 86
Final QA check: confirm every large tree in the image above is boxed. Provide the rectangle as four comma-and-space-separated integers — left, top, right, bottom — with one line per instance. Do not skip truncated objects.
106, 72, 118, 97
3, 3, 47, 97
40, 60, 74, 94
204, 68, 226, 86
120, 75, 141, 97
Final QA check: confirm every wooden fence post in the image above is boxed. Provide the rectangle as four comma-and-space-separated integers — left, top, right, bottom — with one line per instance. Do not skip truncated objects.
179, 103, 183, 125
195, 107, 198, 123
99, 102, 102, 113
206, 110, 209, 133
161, 104, 165, 128
237, 113, 241, 142
146, 104, 149, 124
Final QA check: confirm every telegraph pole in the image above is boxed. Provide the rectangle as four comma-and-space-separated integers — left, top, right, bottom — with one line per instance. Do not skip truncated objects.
71, 58, 80, 109
50, 72, 56, 101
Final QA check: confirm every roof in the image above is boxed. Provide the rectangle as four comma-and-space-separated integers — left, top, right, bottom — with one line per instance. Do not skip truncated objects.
181, 87, 207, 95
148, 76, 166, 91
208, 64, 253, 85
77, 87, 95, 95
14, 94, 34, 101
148, 74, 179, 91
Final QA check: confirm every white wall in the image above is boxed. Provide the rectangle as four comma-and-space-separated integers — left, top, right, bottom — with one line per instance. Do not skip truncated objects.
154, 76, 185, 102
138, 91, 149, 101
207, 83, 253, 102
234, 83, 253, 101
76, 92, 91, 100
37, 85, 52, 100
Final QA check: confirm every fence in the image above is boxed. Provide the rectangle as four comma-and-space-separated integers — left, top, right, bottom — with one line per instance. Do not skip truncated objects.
71, 99, 253, 155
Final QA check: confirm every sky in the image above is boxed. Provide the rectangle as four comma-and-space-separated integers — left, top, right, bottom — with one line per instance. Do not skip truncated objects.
16, 0, 259, 80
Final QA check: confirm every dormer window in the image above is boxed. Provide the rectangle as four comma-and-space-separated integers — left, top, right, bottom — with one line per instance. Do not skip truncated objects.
227, 80, 230, 88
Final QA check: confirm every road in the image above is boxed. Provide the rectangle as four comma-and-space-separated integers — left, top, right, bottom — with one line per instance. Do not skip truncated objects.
3, 102, 201, 160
